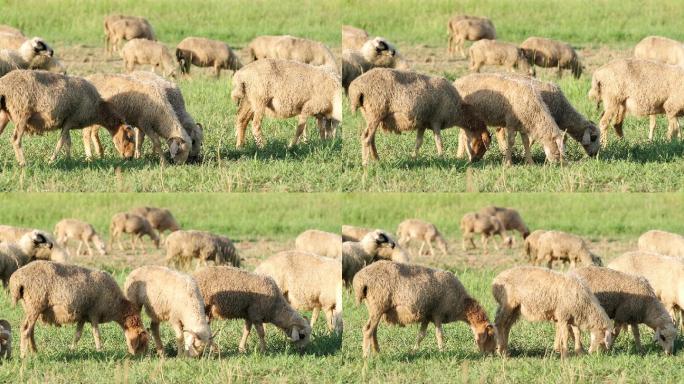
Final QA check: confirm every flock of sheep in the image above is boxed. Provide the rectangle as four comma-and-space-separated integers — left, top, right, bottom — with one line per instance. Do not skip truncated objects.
0, 12, 681, 169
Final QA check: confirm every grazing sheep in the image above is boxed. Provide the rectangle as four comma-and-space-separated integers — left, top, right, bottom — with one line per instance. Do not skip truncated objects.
53, 219, 106, 258
342, 25, 369, 51
0, 70, 136, 166
294, 229, 342, 259
175, 37, 242, 78
103, 14, 137, 54
638, 230, 684, 257
193, 266, 311, 352
124, 266, 212, 357
165, 230, 239, 269
0, 25, 22, 36
492, 266, 613, 357
460, 212, 512, 252
447, 16, 496, 58
341, 226, 408, 263
0, 32, 27, 50
569, 266, 676, 354
634, 36, 684, 68
0, 319, 10, 359
535, 231, 602, 269
348, 68, 491, 165
523, 229, 548, 263
341, 225, 373, 242
342, 37, 410, 91
0, 225, 67, 263
106, 16, 155, 55
454, 72, 565, 165
478, 206, 530, 239
0, 230, 53, 287
354, 261, 497, 357
109, 212, 160, 252
396, 219, 448, 257
520, 37, 582, 78
589, 58, 684, 145
342, 230, 395, 287
245, 35, 337, 71
121, 38, 177, 78
469, 39, 534, 75
129, 206, 181, 242
0, 37, 55, 77
9, 261, 149, 358
231, 59, 342, 148
609, 251, 684, 330
255, 251, 343, 334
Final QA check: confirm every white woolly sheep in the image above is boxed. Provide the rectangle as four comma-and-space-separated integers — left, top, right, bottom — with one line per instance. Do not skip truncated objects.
460, 212, 512, 252
342, 25, 369, 51
447, 16, 496, 58
165, 230, 239, 269
342, 37, 410, 91
0, 37, 55, 77
520, 37, 582, 79
54, 219, 106, 258
535, 230, 602, 269
0, 230, 53, 287
638, 230, 684, 257
342, 229, 395, 286
0, 225, 67, 263
396, 219, 448, 257
354, 260, 497, 357
245, 35, 337, 71
121, 38, 178, 78
176, 37, 242, 78
634, 36, 684, 68
0, 319, 10, 359
294, 229, 342, 259
109, 212, 160, 252
469, 39, 534, 75
106, 16, 155, 55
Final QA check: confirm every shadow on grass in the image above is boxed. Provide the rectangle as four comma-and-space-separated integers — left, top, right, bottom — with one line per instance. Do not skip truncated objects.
598, 138, 684, 163
214, 137, 342, 162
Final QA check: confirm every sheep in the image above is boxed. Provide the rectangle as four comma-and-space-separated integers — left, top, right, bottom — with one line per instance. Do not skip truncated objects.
469, 39, 534, 75
520, 37, 582, 79
348, 68, 491, 165
354, 260, 497, 357
106, 16, 155, 55
0, 70, 136, 166
175, 37, 242, 78
478, 206, 530, 240
588, 59, 684, 145
0, 319, 10, 359
165, 230, 239, 269
121, 38, 177, 78
638, 230, 684, 257
341, 229, 395, 287
454, 72, 565, 165
231, 58, 342, 148
460, 212, 512, 252
0, 32, 27, 50
523, 229, 548, 263
342, 37, 410, 91
569, 266, 676, 354
0, 225, 67, 263
245, 35, 337, 71
396, 219, 448, 257
492, 266, 613, 357
129, 206, 181, 243
255, 250, 343, 334
9, 260, 149, 358
294, 229, 342, 258
82, 72, 191, 163
193, 266, 311, 352
608, 251, 684, 330
124, 265, 212, 357
341, 225, 372, 242
0, 230, 53, 288
341, 226, 409, 262
0, 25, 23, 36
0, 37, 55, 77
447, 16, 496, 58
53, 219, 106, 258
109, 212, 160, 252
535, 230, 602, 269
103, 14, 136, 53
342, 25, 369, 51
633, 36, 684, 68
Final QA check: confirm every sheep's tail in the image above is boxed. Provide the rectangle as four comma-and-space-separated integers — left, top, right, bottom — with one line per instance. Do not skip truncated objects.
352, 274, 368, 305
0, 95, 6, 112
230, 75, 245, 105
175, 48, 188, 74
348, 88, 363, 113
9, 277, 24, 306
588, 77, 602, 111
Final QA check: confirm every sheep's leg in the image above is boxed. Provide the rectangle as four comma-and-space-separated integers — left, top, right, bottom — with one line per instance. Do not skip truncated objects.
571, 325, 584, 354
613, 105, 626, 138
361, 119, 380, 166
520, 133, 533, 165
412, 321, 429, 351
418, 241, 426, 256
648, 115, 657, 140
84, 239, 94, 258
251, 111, 266, 149
150, 321, 164, 357
254, 323, 266, 353
556, 321, 569, 358
434, 320, 445, 351
433, 126, 444, 156
426, 240, 435, 257
666, 115, 680, 140
75, 241, 83, 257
172, 322, 186, 357
20, 312, 40, 357
213, 64, 221, 78
310, 307, 320, 328
71, 321, 85, 350
118, 233, 125, 251
413, 127, 425, 159
363, 312, 382, 358
630, 323, 642, 353
235, 102, 254, 149
599, 105, 618, 148
11, 121, 27, 166
469, 236, 477, 250
494, 306, 518, 357
239, 320, 252, 353
50, 126, 72, 163
290, 114, 308, 148
481, 235, 489, 253
503, 128, 515, 166
90, 319, 102, 352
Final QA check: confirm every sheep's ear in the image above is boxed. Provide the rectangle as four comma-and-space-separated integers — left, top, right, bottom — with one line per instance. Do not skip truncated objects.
168, 138, 180, 157
582, 129, 591, 145
291, 328, 300, 341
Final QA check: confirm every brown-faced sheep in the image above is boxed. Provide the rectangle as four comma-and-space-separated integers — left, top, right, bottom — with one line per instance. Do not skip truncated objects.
245, 35, 337, 71
0, 230, 53, 287
460, 212, 512, 252
634, 36, 684, 68
342, 37, 410, 91
165, 230, 239, 269
469, 39, 534, 75
295, 229, 342, 259
396, 219, 448, 257
54, 219, 106, 258
106, 16, 155, 55
342, 230, 395, 287
255, 251, 343, 334
121, 38, 177, 78
492, 266, 613, 357
478, 206, 530, 239
354, 260, 497, 357
129, 206, 181, 242
348, 68, 491, 165
637, 230, 684, 257
447, 16, 496, 58
342, 25, 369, 51
109, 212, 160, 252
193, 266, 311, 352
175, 37, 242, 78
520, 37, 582, 79
535, 231, 602, 269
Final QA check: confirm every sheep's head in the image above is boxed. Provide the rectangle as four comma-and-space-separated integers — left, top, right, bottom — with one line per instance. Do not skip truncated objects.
475, 323, 497, 354
28, 37, 54, 58
183, 329, 211, 358
123, 311, 149, 356
589, 327, 613, 353
581, 122, 600, 157
285, 320, 311, 351
168, 137, 190, 164
365, 230, 396, 252
24, 230, 53, 254
655, 324, 677, 355
462, 117, 491, 162
111, 124, 136, 159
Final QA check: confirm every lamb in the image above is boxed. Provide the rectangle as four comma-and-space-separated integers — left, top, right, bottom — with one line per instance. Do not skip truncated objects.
348, 68, 491, 165
589, 59, 684, 144
129, 206, 181, 243
492, 266, 613, 357
0, 37, 55, 77
342, 37, 410, 91
193, 266, 311, 352
638, 230, 684, 257
342, 25, 369, 51
109, 212, 160, 252
231, 59, 342, 148
396, 219, 448, 257
106, 16, 155, 55
478, 206, 530, 239
354, 260, 497, 357
0, 230, 53, 287
535, 230, 602, 269
447, 16, 496, 58
175, 37, 243, 78
124, 266, 212, 357
0, 319, 10, 359
523, 229, 548, 263
341, 225, 372, 242
121, 38, 177, 78
0, 70, 136, 166
341, 229, 395, 286
245, 35, 337, 71
454, 72, 565, 165
468, 39, 534, 75
520, 37, 582, 79
165, 230, 239, 269
294, 229, 342, 258
633, 36, 684, 68
0, 225, 67, 263
9, 261, 149, 358
569, 266, 676, 354
255, 250, 343, 334
460, 212, 512, 252
53, 219, 106, 258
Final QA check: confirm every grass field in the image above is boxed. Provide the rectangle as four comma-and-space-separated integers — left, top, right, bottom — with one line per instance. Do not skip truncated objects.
0, 0, 682, 191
